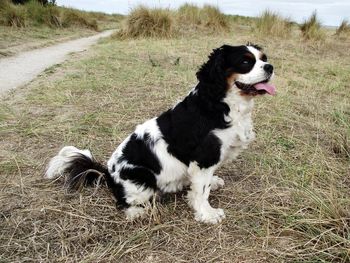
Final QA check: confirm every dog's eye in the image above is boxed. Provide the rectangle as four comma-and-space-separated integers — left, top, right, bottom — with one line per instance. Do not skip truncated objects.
261, 54, 267, 62
242, 60, 249, 64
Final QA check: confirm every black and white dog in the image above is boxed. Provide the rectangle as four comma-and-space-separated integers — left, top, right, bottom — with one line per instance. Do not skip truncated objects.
45, 44, 275, 224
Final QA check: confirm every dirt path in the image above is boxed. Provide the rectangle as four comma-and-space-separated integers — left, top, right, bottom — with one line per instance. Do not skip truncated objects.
0, 30, 115, 95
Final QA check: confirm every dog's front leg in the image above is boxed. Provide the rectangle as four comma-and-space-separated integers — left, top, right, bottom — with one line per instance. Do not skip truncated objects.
187, 162, 225, 224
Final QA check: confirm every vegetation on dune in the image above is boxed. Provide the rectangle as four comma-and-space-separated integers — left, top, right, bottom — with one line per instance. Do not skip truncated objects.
255, 10, 292, 38
0, 0, 104, 30
0, 0, 26, 27
115, 4, 228, 39
300, 11, 325, 41
116, 6, 174, 39
177, 4, 228, 33
61, 8, 98, 30
336, 19, 350, 36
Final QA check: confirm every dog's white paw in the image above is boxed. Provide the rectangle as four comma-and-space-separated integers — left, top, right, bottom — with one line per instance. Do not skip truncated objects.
194, 207, 225, 224
125, 206, 145, 220
210, 176, 225, 191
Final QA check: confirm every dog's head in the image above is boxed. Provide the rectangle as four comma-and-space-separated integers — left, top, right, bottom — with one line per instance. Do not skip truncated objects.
196, 44, 276, 97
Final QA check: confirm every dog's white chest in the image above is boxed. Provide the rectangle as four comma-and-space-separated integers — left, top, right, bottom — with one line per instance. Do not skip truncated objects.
214, 92, 256, 162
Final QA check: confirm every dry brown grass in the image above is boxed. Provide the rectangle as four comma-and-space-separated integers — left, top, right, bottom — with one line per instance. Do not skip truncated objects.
115, 6, 175, 39
336, 19, 350, 37
300, 11, 325, 41
255, 10, 292, 38
178, 4, 229, 33
0, 25, 350, 262
115, 4, 228, 39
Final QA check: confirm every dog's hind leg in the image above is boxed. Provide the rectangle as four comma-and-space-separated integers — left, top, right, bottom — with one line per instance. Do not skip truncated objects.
187, 162, 225, 224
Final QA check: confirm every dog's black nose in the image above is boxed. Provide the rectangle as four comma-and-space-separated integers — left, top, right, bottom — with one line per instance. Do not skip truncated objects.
263, 64, 274, 74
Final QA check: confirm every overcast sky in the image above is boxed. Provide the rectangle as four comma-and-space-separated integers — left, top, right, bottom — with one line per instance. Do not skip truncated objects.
56, 0, 350, 26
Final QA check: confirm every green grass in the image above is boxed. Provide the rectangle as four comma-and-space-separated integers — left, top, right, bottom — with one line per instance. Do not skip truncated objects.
0, 15, 350, 263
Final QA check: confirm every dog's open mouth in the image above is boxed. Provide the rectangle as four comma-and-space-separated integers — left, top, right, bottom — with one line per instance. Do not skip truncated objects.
235, 80, 276, 96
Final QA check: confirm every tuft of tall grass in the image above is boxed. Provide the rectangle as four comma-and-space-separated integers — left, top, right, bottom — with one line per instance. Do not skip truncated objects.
177, 3, 201, 26
61, 8, 98, 30
300, 11, 325, 41
26, 0, 61, 27
200, 5, 228, 31
177, 4, 228, 33
255, 10, 292, 38
115, 6, 174, 39
0, 0, 26, 27
336, 19, 350, 36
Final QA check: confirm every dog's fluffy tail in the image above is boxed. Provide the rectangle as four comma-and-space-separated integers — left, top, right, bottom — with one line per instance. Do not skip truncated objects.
45, 146, 110, 191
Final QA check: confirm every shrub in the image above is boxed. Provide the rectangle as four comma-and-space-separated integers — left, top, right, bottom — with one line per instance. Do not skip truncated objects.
116, 6, 174, 38
336, 19, 350, 36
256, 10, 292, 38
61, 8, 98, 30
0, 0, 26, 27
300, 11, 325, 41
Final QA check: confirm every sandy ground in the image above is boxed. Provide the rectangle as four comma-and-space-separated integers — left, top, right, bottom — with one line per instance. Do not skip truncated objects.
0, 30, 114, 95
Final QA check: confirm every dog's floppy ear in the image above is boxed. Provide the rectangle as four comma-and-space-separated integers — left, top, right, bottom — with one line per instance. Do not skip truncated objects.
196, 45, 228, 85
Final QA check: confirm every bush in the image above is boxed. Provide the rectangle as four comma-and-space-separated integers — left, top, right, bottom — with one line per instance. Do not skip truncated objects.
116, 6, 174, 38
300, 11, 325, 41
336, 19, 350, 36
256, 10, 292, 38
0, 0, 26, 27
61, 8, 98, 30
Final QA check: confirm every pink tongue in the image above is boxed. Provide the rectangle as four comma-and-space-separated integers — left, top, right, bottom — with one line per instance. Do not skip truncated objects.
254, 83, 276, 95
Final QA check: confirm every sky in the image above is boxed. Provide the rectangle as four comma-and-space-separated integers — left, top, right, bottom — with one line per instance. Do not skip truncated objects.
56, 0, 350, 27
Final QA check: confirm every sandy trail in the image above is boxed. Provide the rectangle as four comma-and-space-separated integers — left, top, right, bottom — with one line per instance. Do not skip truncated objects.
0, 30, 114, 95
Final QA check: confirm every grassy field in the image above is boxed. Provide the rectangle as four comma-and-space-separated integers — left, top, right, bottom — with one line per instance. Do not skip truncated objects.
1, 13, 350, 263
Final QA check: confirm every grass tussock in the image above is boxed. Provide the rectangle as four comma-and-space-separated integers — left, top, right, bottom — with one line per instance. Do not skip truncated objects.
115, 4, 228, 39
255, 10, 292, 38
300, 11, 325, 41
336, 19, 350, 36
26, 0, 61, 27
0, 0, 26, 27
0, 0, 103, 30
61, 8, 98, 30
177, 4, 229, 33
116, 6, 175, 39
